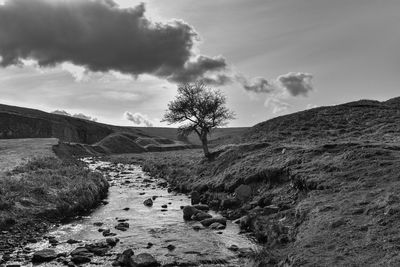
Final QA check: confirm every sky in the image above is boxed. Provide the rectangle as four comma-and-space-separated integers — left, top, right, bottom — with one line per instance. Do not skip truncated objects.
0, 0, 399, 127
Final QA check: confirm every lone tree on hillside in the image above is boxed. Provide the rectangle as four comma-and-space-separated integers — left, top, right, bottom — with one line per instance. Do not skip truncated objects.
162, 81, 235, 158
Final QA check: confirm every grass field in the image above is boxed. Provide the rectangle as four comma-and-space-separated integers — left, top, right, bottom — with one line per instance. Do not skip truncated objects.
0, 138, 58, 172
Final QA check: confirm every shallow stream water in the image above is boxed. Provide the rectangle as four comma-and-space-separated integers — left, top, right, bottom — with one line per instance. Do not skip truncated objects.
21, 158, 258, 266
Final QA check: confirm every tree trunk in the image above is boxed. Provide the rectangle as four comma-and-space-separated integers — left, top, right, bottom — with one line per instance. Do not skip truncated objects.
200, 134, 210, 158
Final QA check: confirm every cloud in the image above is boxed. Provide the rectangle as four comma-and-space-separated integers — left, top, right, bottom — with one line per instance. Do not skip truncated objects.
61, 63, 87, 81
236, 75, 276, 94
124, 111, 154, 127
159, 55, 231, 84
51, 110, 97, 121
277, 72, 313, 96
306, 103, 318, 109
0, 0, 228, 85
73, 113, 98, 122
51, 110, 70, 116
236, 72, 314, 97
264, 98, 291, 114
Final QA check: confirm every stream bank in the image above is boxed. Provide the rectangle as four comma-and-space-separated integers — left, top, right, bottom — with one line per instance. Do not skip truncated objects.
2, 158, 258, 266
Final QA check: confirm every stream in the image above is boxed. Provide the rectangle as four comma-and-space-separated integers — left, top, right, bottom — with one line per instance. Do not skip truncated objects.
23, 158, 258, 266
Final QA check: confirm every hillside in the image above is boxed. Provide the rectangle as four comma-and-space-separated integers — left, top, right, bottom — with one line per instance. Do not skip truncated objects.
122, 96, 400, 266
0, 103, 247, 154
244, 98, 400, 144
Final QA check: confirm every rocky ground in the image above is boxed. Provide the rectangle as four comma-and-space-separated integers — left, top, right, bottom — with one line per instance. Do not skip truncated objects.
110, 97, 400, 266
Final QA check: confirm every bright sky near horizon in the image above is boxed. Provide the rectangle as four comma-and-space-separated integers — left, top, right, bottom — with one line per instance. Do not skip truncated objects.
0, 0, 399, 127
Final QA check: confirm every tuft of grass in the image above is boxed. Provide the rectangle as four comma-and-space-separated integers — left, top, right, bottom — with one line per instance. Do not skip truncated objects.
249, 247, 279, 266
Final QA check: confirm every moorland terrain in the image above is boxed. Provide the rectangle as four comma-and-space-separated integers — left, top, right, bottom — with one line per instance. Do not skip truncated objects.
1, 97, 400, 266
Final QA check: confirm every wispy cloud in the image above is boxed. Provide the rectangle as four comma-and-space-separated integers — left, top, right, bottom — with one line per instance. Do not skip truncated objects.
236, 71, 314, 114
51, 110, 97, 121
124, 111, 154, 127
264, 98, 291, 114
236, 75, 276, 94
277, 72, 313, 97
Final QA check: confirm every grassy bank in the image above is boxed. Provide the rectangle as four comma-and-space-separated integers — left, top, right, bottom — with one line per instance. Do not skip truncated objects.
0, 157, 108, 228
111, 139, 400, 266
0, 156, 109, 260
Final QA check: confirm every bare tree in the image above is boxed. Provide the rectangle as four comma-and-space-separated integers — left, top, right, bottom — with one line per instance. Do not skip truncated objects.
163, 81, 235, 158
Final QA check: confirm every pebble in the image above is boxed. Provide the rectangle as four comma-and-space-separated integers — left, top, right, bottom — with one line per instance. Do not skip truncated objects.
143, 198, 153, 207
167, 244, 176, 251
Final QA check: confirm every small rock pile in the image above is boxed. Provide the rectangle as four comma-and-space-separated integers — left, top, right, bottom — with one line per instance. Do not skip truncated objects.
182, 205, 227, 230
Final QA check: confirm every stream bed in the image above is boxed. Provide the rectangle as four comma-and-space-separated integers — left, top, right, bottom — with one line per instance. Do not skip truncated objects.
19, 158, 259, 266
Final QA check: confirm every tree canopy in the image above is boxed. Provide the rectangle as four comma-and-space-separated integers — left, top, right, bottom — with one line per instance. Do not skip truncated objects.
163, 81, 235, 157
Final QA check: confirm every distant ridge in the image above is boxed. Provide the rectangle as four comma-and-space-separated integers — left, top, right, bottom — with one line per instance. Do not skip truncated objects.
0, 103, 247, 154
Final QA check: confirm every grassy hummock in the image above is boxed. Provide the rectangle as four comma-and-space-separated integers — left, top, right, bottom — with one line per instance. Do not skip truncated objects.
0, 157, 108, 228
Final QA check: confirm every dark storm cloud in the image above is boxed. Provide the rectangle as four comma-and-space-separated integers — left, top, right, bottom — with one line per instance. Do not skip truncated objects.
277, 72, 313, 96
161, 55, 230, 84
0, 0, 227, 84
124, 111, 153, 127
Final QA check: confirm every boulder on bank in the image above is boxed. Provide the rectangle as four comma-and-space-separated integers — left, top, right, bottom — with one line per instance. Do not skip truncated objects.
221, 198, 241, 209
71, 254, 92, 264
85, 241, 111, 256
70, 247, 93, 264
192, 204, 210, 211
192, 211, 212, 221
32, 249, 57, 263
210, 222, 226, 230
183, 205, 200, 220
114, 249, 134, 266
133, 253, 159, 267
106, 237, 119, 247
200, 216, 227, 227
191, 191, 201, 205
192, 223, 205, 231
